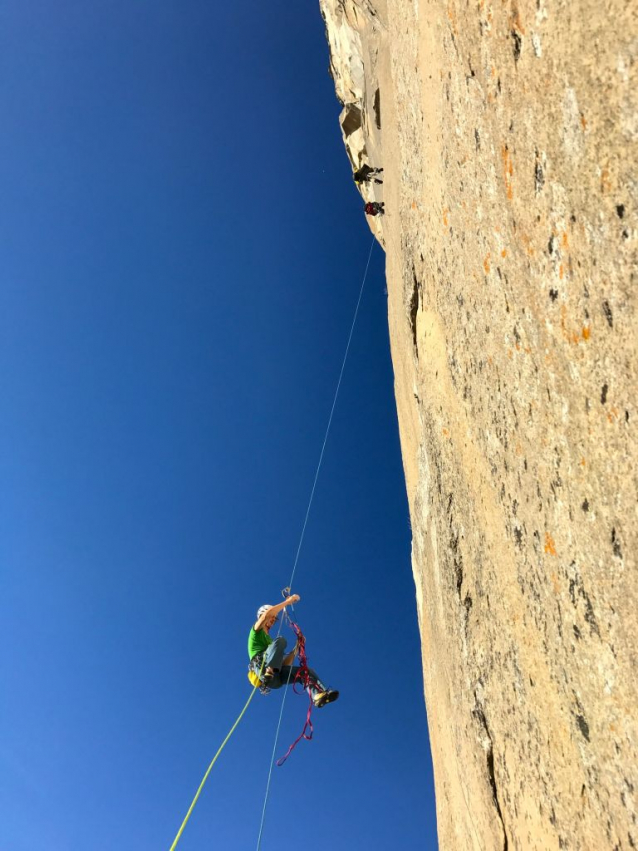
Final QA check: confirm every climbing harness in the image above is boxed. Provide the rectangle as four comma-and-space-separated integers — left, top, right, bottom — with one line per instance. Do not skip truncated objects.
247, 654, 271, 693
247, 665, 264, 690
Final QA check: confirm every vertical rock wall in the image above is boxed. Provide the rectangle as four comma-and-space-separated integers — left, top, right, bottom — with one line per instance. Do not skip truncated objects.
320, 1, 638, 849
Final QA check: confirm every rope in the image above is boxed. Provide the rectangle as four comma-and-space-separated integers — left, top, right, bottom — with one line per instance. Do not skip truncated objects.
255, 234, 376, 849
288, 234, 376, 593
168, 234, 376, 851
275, 613, 315, 767
167, 659, 264, 851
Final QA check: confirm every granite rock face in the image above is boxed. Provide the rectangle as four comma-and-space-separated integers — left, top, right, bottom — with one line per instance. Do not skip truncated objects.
319, 0, 387, 235
320, 0, 379, 168
320, 1, 638, 849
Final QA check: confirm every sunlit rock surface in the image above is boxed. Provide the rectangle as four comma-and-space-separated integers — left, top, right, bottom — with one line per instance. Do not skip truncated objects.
319, 0, 386, 238
320, 1, 638, 848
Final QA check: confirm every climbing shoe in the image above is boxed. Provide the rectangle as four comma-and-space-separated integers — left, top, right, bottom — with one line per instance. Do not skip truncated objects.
313, 689, 339, 708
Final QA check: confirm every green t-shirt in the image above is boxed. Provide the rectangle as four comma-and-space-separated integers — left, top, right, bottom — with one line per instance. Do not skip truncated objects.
248, 627, 272, 660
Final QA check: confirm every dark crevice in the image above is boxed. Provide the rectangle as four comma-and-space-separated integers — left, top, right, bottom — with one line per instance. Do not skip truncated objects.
473, 702, 509, 851
486, 748, 508, 850
576, 714, 590, 741
602, 300, 613, 328
454, 551, 463, 596
511, 30, 522, 62
534, 153, 545, 194
373, 87, 381, 129
409, 269, 420, 355
340, 104, 362, 137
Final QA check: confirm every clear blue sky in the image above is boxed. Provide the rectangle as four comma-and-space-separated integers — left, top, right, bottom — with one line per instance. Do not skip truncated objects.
0, 2, 438, 849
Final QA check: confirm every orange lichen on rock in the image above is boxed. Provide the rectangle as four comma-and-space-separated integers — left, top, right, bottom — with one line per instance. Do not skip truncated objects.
560, 305, 586, 344
319, 3, 638, 847
501, 146, 514, 200
520, 231, 534, 257
510, 6, 526, 34
447, 5, 458, 34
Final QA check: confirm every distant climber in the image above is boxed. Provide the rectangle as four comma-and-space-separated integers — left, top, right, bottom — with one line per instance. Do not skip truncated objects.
247, 594, 339, 708
354, 164, 384, 184
365, 201, 385, 216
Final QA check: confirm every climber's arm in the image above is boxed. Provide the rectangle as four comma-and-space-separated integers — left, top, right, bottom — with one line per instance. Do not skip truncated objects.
253, 594, 300, 631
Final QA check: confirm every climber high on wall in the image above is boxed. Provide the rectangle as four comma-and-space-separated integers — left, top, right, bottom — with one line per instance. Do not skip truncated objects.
247, 593, 339, 707
354, 164, 384, 185
365, 201, 385, 217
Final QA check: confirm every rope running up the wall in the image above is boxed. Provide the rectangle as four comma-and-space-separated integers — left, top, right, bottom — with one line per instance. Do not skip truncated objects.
255, 235, 376, 850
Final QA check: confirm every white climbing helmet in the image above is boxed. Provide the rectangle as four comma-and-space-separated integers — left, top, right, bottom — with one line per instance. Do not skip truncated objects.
257, 604, 274, 620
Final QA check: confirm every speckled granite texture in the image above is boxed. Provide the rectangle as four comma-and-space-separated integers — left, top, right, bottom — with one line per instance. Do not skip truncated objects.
320, 1, 637, 848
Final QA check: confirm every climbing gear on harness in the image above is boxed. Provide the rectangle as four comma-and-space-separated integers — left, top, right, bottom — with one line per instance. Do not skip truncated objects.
247, 654, 272, 693
247, 669, 263, 689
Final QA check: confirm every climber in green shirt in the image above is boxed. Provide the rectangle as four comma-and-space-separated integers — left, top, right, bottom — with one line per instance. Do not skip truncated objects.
247, 594, 339, 708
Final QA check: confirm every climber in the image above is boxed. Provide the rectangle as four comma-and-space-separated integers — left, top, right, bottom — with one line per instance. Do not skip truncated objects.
354, 164, 384, 185
365, 201, 385, 216
248, 594, 339, 708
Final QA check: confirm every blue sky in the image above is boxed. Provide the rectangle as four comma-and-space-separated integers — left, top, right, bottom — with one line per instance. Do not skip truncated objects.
0, 2, 438, 849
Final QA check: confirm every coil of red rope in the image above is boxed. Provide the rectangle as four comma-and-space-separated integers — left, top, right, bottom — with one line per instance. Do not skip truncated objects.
275, 612, 315, 766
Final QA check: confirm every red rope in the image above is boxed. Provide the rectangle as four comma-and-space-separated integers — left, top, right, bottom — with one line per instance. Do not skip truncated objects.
275, 614, 316, 766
